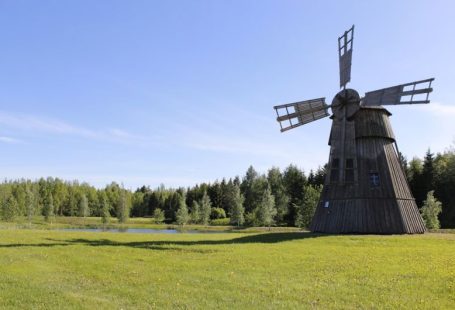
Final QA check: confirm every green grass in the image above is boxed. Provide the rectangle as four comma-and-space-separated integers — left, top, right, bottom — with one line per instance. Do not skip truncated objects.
0, 229, 454, 309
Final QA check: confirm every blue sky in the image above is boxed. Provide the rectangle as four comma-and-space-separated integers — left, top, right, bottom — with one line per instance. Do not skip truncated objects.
1, 0, 454, 189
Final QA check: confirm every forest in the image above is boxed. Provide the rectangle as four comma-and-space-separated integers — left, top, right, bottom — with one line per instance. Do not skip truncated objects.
1, 146, 454, 228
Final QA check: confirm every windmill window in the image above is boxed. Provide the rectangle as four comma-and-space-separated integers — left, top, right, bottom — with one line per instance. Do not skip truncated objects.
330, 158, 340, 183
369, 173, 380, 187
345, 159, 354, 182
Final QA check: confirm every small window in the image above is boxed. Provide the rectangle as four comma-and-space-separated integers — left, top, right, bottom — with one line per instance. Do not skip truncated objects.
369, 173, 380, 187
345, 159, 354, 182
324, 201, 329, 208
332, 158, 340, 168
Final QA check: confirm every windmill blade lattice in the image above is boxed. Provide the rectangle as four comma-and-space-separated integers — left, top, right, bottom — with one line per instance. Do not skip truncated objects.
361, 78, 434, 106
339, 25, 354, 89
274, 98, 329, 132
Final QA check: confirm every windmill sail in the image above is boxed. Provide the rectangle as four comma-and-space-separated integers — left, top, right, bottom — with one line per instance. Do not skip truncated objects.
339, 25, 354, 89
362, 78, 434, 106
274, 98, 329, 132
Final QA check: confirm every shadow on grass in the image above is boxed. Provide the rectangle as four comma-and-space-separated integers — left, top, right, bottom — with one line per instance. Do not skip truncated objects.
0, 242, 70, 248
0, 232, 327, 251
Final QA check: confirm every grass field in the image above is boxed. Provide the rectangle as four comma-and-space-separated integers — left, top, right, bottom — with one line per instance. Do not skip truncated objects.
0, 228, 454, 309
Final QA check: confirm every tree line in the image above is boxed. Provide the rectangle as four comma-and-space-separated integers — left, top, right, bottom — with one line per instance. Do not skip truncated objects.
0, 145, 454, 228
402, 146, 455, 228
0, 165, 325, 228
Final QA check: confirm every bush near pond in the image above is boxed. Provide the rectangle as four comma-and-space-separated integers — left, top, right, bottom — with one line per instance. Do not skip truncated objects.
211, 218, 230, 226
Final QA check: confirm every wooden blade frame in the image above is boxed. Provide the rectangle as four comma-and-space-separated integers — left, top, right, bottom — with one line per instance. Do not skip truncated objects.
362, 78, 435, 106
274, 98, 329, 132
339, 25, 354, 89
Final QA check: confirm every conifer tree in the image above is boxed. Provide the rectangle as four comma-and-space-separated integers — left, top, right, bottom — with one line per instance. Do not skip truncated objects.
200, 191, 212, 225
190, 200, 201, 224
166, 191, 181, 222
422, 149, 435, 194
241, 165, 259, 213
308, 170, 315, 185
175, 194, 189, 226
398, 151, 409, 179
313, 166, 327, 186
283, 165, 306, 225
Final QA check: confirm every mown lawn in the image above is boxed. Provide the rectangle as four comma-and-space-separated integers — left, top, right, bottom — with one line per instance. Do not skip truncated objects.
0, 229, 454, 309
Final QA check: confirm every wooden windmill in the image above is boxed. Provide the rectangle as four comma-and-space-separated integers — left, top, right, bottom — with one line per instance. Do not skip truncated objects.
274, 25, 434, 234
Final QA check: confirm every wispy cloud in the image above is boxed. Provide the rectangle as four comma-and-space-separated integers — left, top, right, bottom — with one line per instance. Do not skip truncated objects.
186, 136, 288, 158
177, 125, 326, 168
0, 111, 97, 137
0, 136, 22, 144
106, 128, 151, 144
0, 111, 153, 145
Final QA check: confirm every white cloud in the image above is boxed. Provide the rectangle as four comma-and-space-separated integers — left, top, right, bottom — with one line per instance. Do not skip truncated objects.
0, 136, 22, 144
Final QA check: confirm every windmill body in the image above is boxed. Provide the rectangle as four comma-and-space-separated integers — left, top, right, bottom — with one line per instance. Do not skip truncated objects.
312, 104, 425, 233
273, 26, 433, 234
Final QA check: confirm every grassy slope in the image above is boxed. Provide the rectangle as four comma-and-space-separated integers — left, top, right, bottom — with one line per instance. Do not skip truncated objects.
0, 230, 454, 309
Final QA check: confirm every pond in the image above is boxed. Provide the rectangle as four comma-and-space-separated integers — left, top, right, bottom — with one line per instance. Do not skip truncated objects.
59, 228, 228, 234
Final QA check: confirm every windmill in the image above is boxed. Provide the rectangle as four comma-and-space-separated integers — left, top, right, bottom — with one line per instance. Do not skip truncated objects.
274, 25, 434, 234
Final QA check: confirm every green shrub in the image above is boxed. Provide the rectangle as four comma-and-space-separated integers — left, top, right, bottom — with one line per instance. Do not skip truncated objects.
421, 191, 442, 229
244, 212, 257, 227
210, 218, 230, 226
210, 207, 226, 219
153, 208, 165, 224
